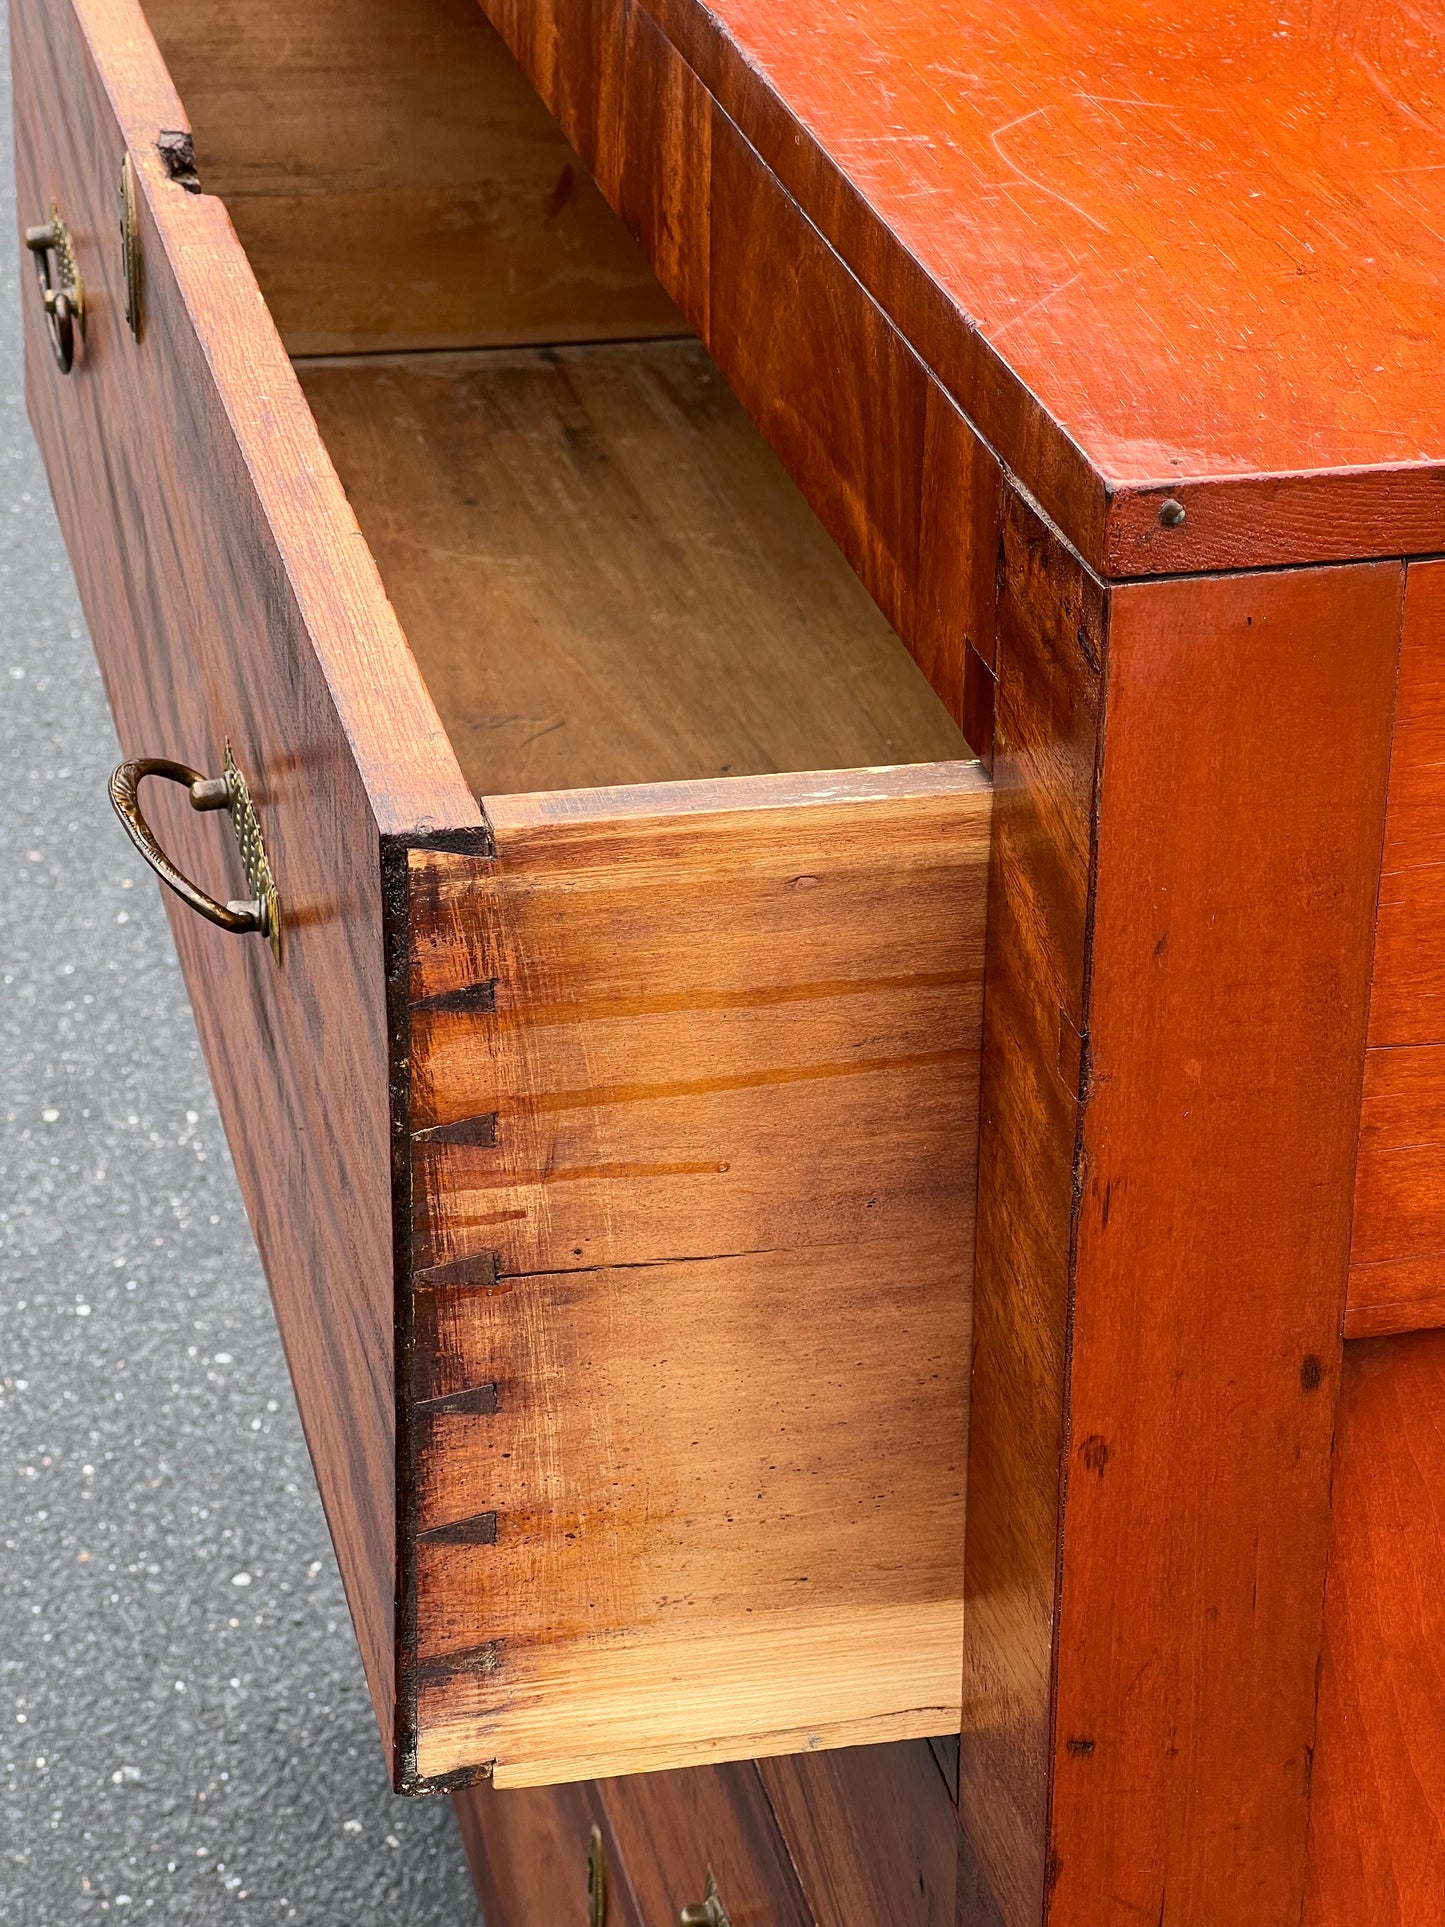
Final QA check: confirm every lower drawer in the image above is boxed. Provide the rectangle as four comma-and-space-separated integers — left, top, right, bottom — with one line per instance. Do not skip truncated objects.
15, 0, 988, 1788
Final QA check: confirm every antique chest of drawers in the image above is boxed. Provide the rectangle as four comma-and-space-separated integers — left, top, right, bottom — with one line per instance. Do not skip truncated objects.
16, 0, 1445, 1921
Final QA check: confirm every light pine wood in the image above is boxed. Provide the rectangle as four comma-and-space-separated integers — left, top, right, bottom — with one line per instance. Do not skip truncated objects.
297, 343, 969, 796
401, 766, 990, 1784
140, 0, 684, 355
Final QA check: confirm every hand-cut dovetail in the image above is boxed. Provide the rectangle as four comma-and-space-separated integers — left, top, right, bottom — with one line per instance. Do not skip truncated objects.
419, 1511, 498, 1547
412, 1250, 500, 1291
411, 978, 497, 1015
415, 1641, 503, 1687
417, 1382, 499, 1417
412, 1111, 498, 1149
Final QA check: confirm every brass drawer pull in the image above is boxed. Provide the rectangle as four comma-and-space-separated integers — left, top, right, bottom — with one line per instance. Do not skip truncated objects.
109, 749, 281, 960
24, 202, 84, 372
679, 1872, 731, 1927
586, 1822, 607, 1926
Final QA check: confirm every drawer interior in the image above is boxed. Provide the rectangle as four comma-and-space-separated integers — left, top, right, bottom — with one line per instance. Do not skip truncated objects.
126, 0, 983, 1789
143, 0, 969, 795
295, 342, 966, 795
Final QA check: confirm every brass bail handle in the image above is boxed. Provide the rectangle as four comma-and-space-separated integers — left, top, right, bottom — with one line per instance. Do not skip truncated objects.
24, 203, 83, 373
109, 757, 270, 938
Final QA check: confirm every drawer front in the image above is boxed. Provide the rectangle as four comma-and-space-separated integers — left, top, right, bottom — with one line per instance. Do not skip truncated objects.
601, 1762, 813, 1927
453, 1780, 642, 1927
401, 767, 989, 1787
12, 0, 482, 1767
757, 1742, 958, 1927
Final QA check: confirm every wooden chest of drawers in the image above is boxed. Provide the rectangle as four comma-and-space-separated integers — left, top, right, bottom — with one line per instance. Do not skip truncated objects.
16, 0, 1445, 1920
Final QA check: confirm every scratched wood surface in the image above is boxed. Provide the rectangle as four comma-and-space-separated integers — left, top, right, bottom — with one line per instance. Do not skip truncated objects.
503, 0, 1445, 576
1305, 1332, 1445, 1927
142, 0, 682, 355
15, 0, 488, 1775
400, 767, 988, 1784
298, 342, 969, 796
1350, 561, 1445, 1339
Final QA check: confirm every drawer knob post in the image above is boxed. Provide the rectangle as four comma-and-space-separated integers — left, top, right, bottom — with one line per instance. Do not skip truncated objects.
586, 1821, 607, 1926
109, 748, 282, 961
679, 1871, 731, 1926
24, 202, 84, 373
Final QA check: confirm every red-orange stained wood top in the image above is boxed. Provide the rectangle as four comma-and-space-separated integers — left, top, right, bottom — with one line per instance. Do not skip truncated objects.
633, 0, 1445, 574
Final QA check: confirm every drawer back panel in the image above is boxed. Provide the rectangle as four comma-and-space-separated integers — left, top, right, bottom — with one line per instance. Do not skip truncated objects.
400, 767, 990, 1785
140, 0, 685, 356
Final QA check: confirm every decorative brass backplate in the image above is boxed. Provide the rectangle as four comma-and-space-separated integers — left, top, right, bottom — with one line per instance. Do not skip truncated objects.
24, 201, 84, 372
223, 744, 282, 964
118, 154, 141, 342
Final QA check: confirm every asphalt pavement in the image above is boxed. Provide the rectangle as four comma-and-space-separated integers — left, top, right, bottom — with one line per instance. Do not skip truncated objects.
0, 17, 482, 1924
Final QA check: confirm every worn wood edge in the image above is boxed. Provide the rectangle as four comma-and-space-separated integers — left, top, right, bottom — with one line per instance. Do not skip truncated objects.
71, 0, 483, 838
626, 0, 1445, 580
490, 1707, 962, 1792
484, 758, 989, 835
387, 825, 497, 1792
1344, 1264, 1445, 1341
417, 1598, 966, 1788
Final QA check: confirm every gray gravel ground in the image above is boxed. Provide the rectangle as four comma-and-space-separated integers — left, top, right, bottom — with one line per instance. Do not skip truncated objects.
0, 22, 481, 1927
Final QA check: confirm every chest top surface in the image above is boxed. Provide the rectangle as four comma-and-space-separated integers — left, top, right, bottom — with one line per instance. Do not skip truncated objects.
646, 0, 1445, 573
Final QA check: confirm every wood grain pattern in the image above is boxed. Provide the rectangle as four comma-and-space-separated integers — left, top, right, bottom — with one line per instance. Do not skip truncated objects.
480, 0, 1003, 726
410, 768, 990, 1275
958, 491, 1103, 1926
141, 0, 683, 355
601, 1762, 814, 1927
401, 766, 988, 1785
298, 342, 969, 797
14, 0, 486, 1775
1305, 1331, 1445, 1927
758, 1742, 958, 1927
1050, 562, 1402, 1927
1350, 561, 1445, 1338
494, 0, 1445, 576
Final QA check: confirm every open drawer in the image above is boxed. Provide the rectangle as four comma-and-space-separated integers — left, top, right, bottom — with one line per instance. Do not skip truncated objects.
13, 0, 990, 1788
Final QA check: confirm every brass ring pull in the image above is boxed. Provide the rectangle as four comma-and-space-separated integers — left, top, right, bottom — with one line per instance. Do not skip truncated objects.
109, 757, 272, 939
24, 204, 84, 373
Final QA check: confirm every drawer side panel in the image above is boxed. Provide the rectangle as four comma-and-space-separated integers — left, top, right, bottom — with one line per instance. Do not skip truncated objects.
401, 766, 989, 1785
